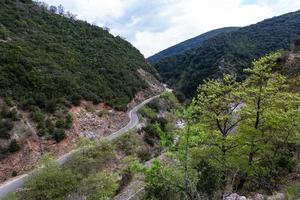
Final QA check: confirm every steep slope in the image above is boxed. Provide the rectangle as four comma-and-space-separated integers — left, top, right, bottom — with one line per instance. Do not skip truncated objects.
0, 0, 163, 180
154, 10, 300, 99
148, 27, 239, 64
0, 0, 158, 111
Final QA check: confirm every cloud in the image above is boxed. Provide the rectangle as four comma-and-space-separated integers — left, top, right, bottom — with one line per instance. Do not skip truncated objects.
43, 0, 300, 57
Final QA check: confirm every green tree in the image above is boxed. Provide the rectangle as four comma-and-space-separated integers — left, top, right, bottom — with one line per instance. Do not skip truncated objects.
78, 172, 118, 200
236, 52, 300, 191
21, 161, 77, 200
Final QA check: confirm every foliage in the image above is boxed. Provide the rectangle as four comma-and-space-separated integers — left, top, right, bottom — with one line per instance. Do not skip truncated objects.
144, 53, 300, 198
114, 132, 139, 155
7, 139, 21, 153
284, 185, 300, 200
139, 106, 157, 121
65, 141, 115, 177
155, 11, 300, 99
148, 27, 239, 64
0, 0, 157, 114
53, 129, 66, 142
21, 163, 77, 200
78, 172, 118, 200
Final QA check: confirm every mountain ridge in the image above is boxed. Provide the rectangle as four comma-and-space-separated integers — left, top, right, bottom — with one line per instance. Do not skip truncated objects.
147, 27, 240, 64
154, 10, 300, 99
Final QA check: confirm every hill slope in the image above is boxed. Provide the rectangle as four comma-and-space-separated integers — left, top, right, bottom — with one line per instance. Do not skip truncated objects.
154, 10, 300, 98
147, 27, 239, 64
0, 0, 158, 111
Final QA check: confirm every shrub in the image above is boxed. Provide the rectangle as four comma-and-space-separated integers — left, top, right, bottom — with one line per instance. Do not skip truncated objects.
143, 125, 160, 146
55, 117, 65, 129
139, 106, 157, 121
22, 165, 77, 200
79, 172, 118, 200
53, 129, 66, 142
64, 113, 73, 129
284, 185, 300, 200
115, 133, 139, 155
70, 94, 81, 106
11, 171, 17, 177
8, 139, 21, 153
45, 118, 55, 134
137, 147, 152, 162
30, 110, 45, 124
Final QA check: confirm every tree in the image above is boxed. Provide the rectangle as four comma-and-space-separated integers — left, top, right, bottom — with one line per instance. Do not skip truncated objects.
235, 52, 300, 191
49, 6, 57, 14
65, 11, 77, 20
53, 129, 66, 143
21, 160, 77, 200
193, 74, 243, 195
78, 172, 118, 200
8, 139, 21, 153
57, 5, 64, 15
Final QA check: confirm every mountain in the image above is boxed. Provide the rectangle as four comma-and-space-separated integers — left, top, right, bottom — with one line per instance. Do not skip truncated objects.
0, 0, 158, 111
147, 27, 239, 64
154, 10, 300, 99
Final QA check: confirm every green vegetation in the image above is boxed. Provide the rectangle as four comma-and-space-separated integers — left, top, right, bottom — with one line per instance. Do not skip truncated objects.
9, 92, 180, 200
0, 0, 156, 115
155, 10, 300, 100
148, 27, 239, 64
141, 53, 300, 199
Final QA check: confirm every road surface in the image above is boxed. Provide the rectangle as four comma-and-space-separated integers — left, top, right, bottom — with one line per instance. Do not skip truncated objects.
0, 94, 161, 199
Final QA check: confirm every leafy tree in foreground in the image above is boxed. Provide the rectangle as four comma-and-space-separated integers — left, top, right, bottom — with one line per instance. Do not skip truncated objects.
143, 52, 300, 199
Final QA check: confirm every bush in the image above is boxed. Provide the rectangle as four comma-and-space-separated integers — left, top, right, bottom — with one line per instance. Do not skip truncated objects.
64, 113, 73, 129
151, 117, 168, 131
139, 107, 157, 121
30, 109, 45, 124
284, 185, 300, 200
45, 118, 55, 134
55, 117, 65, 129
8, 139, 21, 153
53, 129, 66, 142
79, 172, 118, 200
137, 147, 152, 162
115, 133, 139, 155
11, 171, 17, 177
143, 125, 160, 146
22, 165, 77, 200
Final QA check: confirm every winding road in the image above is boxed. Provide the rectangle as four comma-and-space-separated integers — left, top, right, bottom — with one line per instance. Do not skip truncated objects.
0, 94, 161, 199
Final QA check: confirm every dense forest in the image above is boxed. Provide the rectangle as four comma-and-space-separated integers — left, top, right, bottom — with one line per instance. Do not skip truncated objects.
154, 10, 300, 100
0, 0, 157, 112
140, 52, 300, 199
148, 27, 239, 65
5, 52, 300, 200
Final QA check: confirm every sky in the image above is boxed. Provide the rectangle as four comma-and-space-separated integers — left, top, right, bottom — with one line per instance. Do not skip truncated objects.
42, 0, 300, 57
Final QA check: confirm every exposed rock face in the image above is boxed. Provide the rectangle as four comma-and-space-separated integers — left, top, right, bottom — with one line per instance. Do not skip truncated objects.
0, 102, 130, 182
127, 68, 165, 110
0, 68, 163, 183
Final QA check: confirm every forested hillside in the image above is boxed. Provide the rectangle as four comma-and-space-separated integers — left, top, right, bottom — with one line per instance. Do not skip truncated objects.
154, 10, 300, 99
148, 27, 239, 64
0, 0, 157, 111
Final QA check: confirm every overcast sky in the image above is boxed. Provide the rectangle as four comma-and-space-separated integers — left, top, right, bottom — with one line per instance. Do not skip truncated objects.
42, 0, 300, 57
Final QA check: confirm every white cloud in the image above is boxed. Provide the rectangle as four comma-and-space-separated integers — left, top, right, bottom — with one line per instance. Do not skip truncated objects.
43, 0, 300, 57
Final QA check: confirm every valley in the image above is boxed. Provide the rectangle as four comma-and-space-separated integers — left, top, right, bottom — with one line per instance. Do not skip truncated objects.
1, 0, 300, 200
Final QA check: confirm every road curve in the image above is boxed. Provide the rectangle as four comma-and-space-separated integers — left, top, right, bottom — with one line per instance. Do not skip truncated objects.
0, 94, 162, 199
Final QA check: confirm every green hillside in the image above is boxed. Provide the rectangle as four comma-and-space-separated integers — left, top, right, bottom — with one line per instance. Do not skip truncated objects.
0, 0, 157, 111
147, 27, 239, 64
154, 10, 300, 99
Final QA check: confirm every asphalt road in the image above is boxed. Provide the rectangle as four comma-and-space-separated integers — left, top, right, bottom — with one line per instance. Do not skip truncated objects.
0, 94, 161, 199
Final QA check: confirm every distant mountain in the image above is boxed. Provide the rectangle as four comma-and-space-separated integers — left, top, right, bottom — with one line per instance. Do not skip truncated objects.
154, 10, 300, 99
0, 0, 158, 111
147, 27, 240, 64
